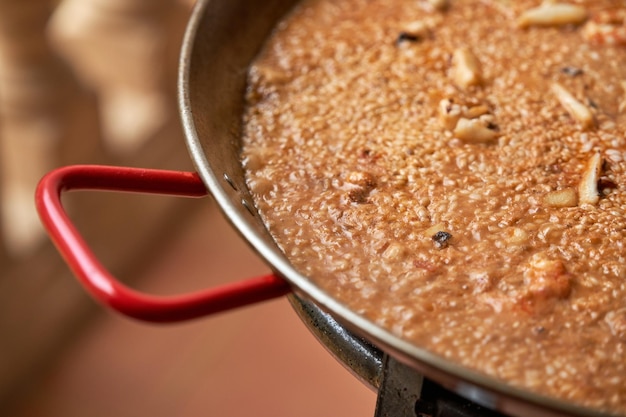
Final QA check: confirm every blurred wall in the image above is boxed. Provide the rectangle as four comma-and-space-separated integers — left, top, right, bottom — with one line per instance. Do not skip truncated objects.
0, 0, 195, 411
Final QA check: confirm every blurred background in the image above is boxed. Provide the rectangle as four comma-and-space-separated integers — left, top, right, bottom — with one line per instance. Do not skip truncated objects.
0, 1, 376, 415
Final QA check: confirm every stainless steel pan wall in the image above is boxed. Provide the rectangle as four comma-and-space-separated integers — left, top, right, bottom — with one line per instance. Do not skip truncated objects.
180, 0, 298, 241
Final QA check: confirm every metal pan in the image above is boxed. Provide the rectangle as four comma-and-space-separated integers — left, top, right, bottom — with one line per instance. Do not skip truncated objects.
35, 1, 615, 416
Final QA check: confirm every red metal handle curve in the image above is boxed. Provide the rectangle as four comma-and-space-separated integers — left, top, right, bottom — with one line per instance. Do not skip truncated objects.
35, 165, 291, 323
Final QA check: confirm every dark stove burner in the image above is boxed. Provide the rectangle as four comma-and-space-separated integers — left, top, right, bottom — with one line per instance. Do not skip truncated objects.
375, 354, 506, 417
289, 295, 508, 417
414, 379, 505, 417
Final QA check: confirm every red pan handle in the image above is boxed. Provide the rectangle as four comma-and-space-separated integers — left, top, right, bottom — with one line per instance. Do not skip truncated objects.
35, 165, 291, 323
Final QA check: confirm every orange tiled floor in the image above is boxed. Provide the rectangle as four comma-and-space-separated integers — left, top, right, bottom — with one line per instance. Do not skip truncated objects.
12, 202, 377, 417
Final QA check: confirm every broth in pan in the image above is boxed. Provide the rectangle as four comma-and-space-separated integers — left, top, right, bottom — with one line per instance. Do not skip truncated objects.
242, 0, 626, 412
